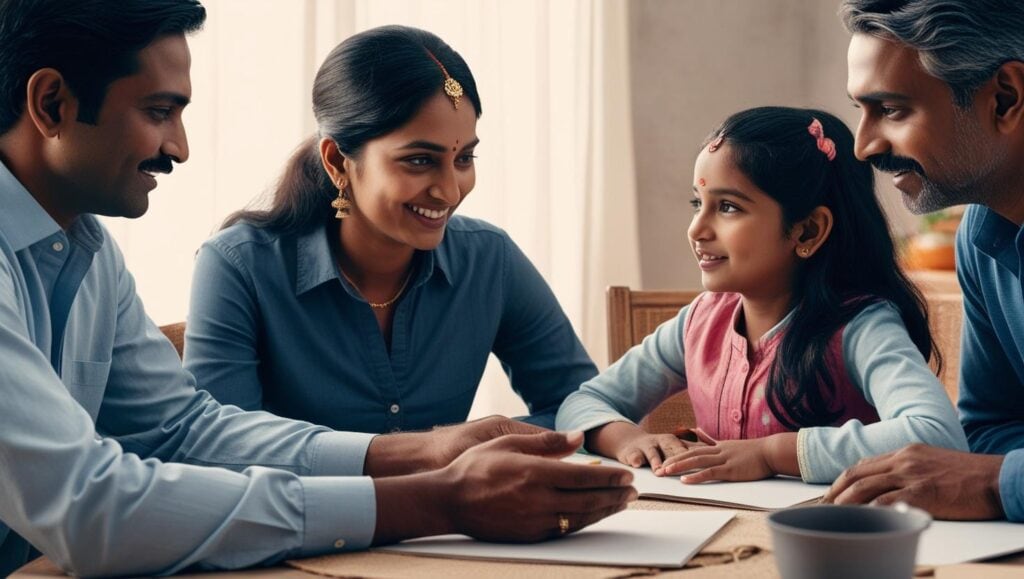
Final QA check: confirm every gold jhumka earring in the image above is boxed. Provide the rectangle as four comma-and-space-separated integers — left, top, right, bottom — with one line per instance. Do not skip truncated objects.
331, 180, 351, 220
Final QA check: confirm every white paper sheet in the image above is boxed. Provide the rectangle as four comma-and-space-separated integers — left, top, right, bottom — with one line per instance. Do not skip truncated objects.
918, 519, 1024, 566
379, 510, 736, 568
567, 456, 825, 510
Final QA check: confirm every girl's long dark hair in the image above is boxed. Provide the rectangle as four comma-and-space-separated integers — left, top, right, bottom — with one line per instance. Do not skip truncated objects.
223, 25, 482, 234
704, 107, 940, 429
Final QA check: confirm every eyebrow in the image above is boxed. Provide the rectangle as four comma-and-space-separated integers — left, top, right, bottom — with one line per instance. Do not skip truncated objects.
398, 138, 481, 153
142, 92, 190, 107
692, 186, 756, 204
847, 91, 910, 104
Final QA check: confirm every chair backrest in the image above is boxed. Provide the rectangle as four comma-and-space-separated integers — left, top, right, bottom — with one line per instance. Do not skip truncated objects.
160, 321, 186, 359
607, 286, 701, 434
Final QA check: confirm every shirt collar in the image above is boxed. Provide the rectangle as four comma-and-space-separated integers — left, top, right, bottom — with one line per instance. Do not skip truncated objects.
0, 161, 62, 251
294, 222, 455, 296
970, 205, 1022, 274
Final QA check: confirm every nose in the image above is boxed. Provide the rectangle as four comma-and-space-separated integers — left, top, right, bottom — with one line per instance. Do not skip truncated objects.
162, 118, 189, 164
429, 165, 461, 205
853, 116, 887, 162
687, 207, 712, 242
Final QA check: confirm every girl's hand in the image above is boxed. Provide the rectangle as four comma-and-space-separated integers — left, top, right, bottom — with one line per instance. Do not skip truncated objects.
586, 421, 701, 471
655, 438, 775, 482
655, 433, 800, 482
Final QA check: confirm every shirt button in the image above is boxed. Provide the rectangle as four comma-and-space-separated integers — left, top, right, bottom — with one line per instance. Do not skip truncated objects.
334, 539, 346, 549
389, 403, 400, 414
730, 409, 742, 423
52, 241, 64, 252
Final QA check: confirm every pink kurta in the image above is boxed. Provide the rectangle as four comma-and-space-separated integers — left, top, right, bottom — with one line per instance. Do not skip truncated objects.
684, 292, 879, 439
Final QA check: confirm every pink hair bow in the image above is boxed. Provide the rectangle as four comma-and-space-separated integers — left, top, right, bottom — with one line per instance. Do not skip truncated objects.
807, 118, 836, 161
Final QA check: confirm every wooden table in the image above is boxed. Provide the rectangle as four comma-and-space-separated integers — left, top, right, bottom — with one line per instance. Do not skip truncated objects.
12, 499, 1024, 578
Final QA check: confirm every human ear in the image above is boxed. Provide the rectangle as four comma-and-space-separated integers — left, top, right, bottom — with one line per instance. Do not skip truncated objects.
25, 68, 72, 138
792, 206, 834, 258
991, 61, 1024, 134
318, 137, 350, 188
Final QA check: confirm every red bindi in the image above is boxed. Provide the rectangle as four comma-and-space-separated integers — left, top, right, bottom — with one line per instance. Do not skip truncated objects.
698, 178, 706, 187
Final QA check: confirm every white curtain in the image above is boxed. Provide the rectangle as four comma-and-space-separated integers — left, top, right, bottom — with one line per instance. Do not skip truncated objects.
103, 0, 641, 419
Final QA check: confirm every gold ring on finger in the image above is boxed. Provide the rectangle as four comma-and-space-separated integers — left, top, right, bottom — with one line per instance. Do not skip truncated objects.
558, 514, 570, 535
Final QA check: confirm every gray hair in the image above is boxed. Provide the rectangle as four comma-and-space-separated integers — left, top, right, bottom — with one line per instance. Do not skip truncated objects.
839, 0, 1024, 107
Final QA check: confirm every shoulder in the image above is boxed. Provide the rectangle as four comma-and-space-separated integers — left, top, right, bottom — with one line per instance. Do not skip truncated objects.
443, 215, 511, 243
201, 221, 290, 263
842, 299, 904, 341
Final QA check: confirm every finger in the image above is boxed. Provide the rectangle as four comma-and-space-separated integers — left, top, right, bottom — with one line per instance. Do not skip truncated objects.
824, 454, 895, 503
658, 436, 688, 457
681, 466, 727, 484
551, 502, 630, 539
659, 446, 720, 470
556, 486, 639, 516
829, 473, 901, 506
493, 431, 583, 458
642, 445, 666, 470
690, 427, 718, 446
546, 462, 634, 490
622, 448, 647, 468
493, 417, 547, 436
660, 452, 725, 476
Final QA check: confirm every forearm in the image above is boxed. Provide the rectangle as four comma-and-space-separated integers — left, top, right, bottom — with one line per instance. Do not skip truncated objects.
764, 432, 800, 477
585, 421, 644, 458
363, 431, 440, 477
372, 470, 454, 544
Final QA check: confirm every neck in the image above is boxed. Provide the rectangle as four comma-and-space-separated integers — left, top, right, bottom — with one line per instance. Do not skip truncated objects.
981, 143, 1024, 226
336, 215, 415, 285
0, 130, 76, 230
739, 291, 794, 348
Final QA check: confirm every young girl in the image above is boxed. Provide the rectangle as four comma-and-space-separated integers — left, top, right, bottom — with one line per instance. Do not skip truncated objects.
555, 107, 968, 484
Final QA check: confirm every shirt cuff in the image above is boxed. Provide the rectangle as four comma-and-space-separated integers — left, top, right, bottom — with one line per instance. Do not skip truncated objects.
796, 428, 815, 483
310, 432, 376, 476
297, 476, 377, 557
999, 449, 1024, 521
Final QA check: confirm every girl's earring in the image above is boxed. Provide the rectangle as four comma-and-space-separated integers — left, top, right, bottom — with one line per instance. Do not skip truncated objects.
799, 247, 811, 257
331, 181, 352, 220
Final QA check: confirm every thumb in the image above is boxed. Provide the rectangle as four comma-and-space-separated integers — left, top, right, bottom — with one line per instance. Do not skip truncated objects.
494, 430, 584, 458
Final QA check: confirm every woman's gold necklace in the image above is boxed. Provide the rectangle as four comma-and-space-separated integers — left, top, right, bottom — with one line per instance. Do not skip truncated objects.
339, 267, 413, 309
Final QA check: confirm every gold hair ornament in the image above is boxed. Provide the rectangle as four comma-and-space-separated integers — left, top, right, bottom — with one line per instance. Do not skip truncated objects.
425, 50, 464, 110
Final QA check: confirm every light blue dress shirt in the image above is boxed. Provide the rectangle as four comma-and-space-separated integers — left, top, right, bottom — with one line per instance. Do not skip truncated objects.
955, 205, 1024, 521
0, 162, 381, 577
184, 216, 596, 433
556, 298, 968, 483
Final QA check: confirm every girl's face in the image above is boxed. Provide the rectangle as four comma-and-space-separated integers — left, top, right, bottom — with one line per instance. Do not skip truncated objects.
344, 90, 479, 251
688, 145, 801, 299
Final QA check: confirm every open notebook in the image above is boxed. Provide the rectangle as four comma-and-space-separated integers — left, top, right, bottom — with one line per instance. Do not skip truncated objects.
567, 455, 825, 510
379, 510, 736, 568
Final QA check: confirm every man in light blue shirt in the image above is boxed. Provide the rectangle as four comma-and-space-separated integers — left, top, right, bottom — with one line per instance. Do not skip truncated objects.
0, 1, 635, 576
825, 0, 1024, 521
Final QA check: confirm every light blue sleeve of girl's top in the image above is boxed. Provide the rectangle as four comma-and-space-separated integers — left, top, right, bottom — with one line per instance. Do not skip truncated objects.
796, 301, 969, 483
555, 305, 690, 433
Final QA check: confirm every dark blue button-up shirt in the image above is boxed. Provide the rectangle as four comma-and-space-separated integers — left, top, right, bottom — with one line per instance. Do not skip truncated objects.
185, 216, 596, 433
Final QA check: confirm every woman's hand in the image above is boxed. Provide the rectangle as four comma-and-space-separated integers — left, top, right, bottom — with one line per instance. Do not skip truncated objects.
656, 432, 799, 482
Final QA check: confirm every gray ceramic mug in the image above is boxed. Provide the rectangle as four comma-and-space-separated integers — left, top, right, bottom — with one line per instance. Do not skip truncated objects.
768, 503, 931, 579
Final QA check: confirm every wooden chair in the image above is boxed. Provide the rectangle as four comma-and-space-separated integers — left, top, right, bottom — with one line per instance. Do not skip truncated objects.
607, 286, 701, 434
160, 321, 186, 359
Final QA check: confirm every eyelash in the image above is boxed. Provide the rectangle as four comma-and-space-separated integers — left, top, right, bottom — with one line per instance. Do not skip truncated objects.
148, 107, 173, 121
690, 199, 739, 213
404, 154, 477, 168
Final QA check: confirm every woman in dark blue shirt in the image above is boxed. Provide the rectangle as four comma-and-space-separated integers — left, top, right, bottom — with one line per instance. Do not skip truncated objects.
184, 25, 596, 433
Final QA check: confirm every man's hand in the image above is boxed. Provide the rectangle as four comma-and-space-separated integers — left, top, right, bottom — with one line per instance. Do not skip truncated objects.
823, 444, 1005, 520
430, 415, 547, 467
372, 431, 638, 544
364, 415, 545, 477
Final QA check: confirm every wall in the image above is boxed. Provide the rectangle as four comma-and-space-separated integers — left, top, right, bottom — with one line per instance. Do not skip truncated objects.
629, 0, 916, 290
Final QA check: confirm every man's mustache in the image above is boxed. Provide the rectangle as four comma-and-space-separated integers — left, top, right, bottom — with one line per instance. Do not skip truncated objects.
868, 153, 924, 178
138, 155, 175, 175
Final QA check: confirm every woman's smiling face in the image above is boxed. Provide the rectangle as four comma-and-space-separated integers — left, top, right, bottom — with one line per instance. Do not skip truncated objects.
343, 89, 479, 251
